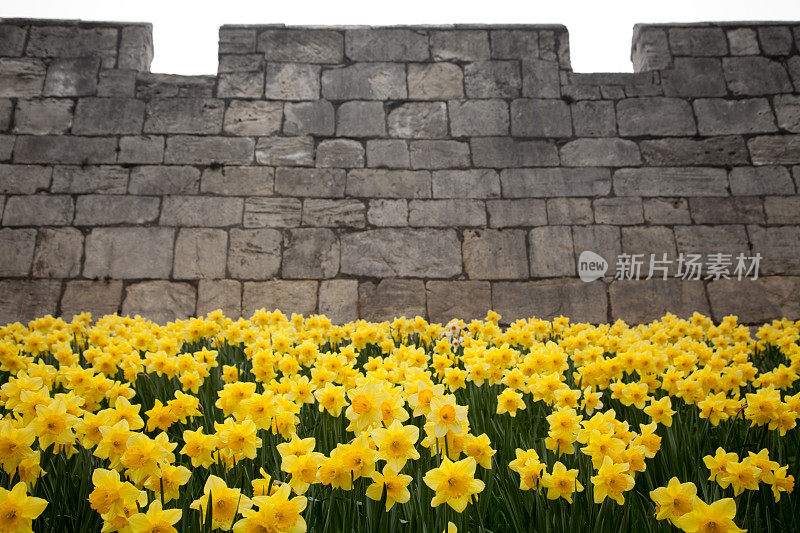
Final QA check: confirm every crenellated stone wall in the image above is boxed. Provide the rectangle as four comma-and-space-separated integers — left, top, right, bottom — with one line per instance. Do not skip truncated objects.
0, 18, 798, 325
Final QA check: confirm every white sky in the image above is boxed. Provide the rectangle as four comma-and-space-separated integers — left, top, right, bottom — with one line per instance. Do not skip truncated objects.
2, 0, 800, 74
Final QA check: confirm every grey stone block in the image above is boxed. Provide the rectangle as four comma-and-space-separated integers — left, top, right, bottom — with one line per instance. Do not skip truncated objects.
302, 199, 366, 228
492, 279, 608, 323
160, 196, 243, 227
674, 225, 749, 255
430, 30, 491, 62
217, 72, 264, 99
14, 135, 116, 164
197, 279, 241, 319
610, 279, 709, 324
274, 168, 345, 197
723, 57, 792, 95
322, 63, 406, 100
282, 228, 339, 278
462, 229, 528, 279
118, 136, 164, 164
529, 226, 575, 277
617, 97, 696, 137
129, 166, 199, 195
0, 228, 36, 276
173, 228, 228, 279
572, 101, 616, 137
689, 197, 764, 224
52, 165, 129, 194
640, 136, 748, 166
748, 225, 800, 274
74, 195, 160, 225
426, 280, 491, 324
119, 25, 154, 71
464, 61, 521, 98
366, 139, 409, 168
257, 29, 343, 63
632, 26, 671, 71
242, 281, 318, 317
319, 279, 358, 324
620, 226, 678, 268
661, 58, 727, 97
201, 166, 274, 196
614, 167, 728, 196
432, 169, 500, 199
758, 26, 793, 56
707, 278, 786, 324
144, 98, 223, 134
228, 228, 282, 279
0, 99, 11, 130
471, 137, 559, 168
43, 57, 100, 97
341, 229, 461, 277
448, 100, 509, 137
408, 63, 464, 100
2, 195, 73, 226
73, 97, 145, 135
367, 199, 407, 226
547, 198, 593, 225
409, 199, 486, 227
358, 279, 425, 322
255, 136, 315, 166
27, 25, 118, 65
0, 58, 46, 97
0, 136, 11, 162
501, 168, 611, 197
694, 98, 777, 135
60, 280, 123, 320
0, 25, 26, 57
346, 169, 431, 198
643, 198, 691, 225
510, 99, 571, 137
521, 59, 560, 98
774, 95, 800, 133
13, 98, 73, 134
764, 196, 800, 224
164, 136, 254, 164
0, 280, 61, 324
0, 165, 52, 194
31, 227, 83, 278
729, 166, 794, 195
727, 28, 759, 55
84, 227, 174, 279
97, 69, 137, 97
244, 197, 301, 227
487, 198, 547, 227
123, 281, 196, 324
668, 27, 727, 56
316, 139, 365, 168
345, 29, 429, 61
490, 30, 538, 59
387, 102, 448, 139
748, 135, 800, 165
410, 140, 470, 169
284, 101, 335, 136
593, 197, 644, 225
265, 63, 320, 100
136, 73, 215, 98
336, 101, 385, 137
223, 101, 282, 135
561, 138, 641, 167
572, 226, 621, 270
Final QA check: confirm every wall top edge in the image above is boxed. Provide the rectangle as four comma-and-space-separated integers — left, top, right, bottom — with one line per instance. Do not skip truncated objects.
218, 23, 571, 31
0, 17, 152, 29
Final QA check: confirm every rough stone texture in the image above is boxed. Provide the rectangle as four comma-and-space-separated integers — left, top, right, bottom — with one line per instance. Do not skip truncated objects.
347, 169, 430, 198
510, 99, 571, 137
471, 137, 559, 167
367, 199, 407, 226
122, 281, 196, 324
316, 139, 364, 168
223, 101, 282, 136
693, 98, 777, 135
0, 280, 62, 324
43, 58, 100, 97
0, 228, 36, 277
74, 195, 160, 225
0, 165, 52, 194
748, 225, 800, 275
275, 168, 345, 197
426, 281, 491, 324
560, 138, 641, 167
227, 229, 282, 279
13, 99, 74, 134
358, 279, 426, 322
432, 170, 500, 199
159, 196, 243, 227
610, 279, 709, 324
501, 168, 611, 197
408, 63, 463, 100
707, 278, 786, 324
302, 199, 365, 228
617, 98, 696, 137
60, 280, 123, 320
388, 103, 448, 139
341, 229, 461, 278
547, 198, 593, 225
284, 101, 335, 136
242, 281, 317, 317
492, 280, 608, 323
336, 101, 386, 137
318, 279, 358, 323
201, 166, 274, 196
129, 166, 199, 195
322, 63, 406, 100
255, 136, 314, 166
84, 227, 175, 279
244, 197, 302, 227
173, 229, 228, 279
282, 228, 339, 279
614, 168, 728, 197
462, 229, 528, 279
2, 195, 73, 226
197, 279, 241, 318
409, 199, 486, 227
529, 226, 575, 277
448, 100, 508, 137
52, 166, 128, 194
639, 137, 748, 166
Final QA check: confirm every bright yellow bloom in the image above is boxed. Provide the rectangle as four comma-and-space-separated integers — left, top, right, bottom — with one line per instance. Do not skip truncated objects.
590, 456, 635, 505
496, 388, 526, 417
0, 482, 48, 533
371, 419, 420, 472
31, 399, 79, 451
541, 461, 584, 503
427, 395, 468, 438
365, 465, 413, 511
190, 475, 253, 531
128, 499, 181, 533
674, 497, 745, 533
423, 457, 485, 513
649, 477, 696, 522
644, 396, 675, 427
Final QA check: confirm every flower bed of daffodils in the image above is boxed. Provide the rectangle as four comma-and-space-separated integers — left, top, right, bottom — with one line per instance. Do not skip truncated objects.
0, 309, 798, 532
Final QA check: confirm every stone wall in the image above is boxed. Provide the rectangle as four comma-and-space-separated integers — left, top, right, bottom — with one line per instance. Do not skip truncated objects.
0, 18, 798, 325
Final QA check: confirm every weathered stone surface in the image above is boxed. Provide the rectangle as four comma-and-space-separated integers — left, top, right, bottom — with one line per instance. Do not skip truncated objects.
560, 138, 641, 167
0, 137, 12, 162
60, 280, 123, 320
617, 98, 696, 137
144, 98, 223, 134
244, 197, 302, 227
727, 28, 759, 56
0, 99, 11, 130
774, 95, 800, 133
529, 226, 574, 277
641, 136, 748, 167
223, 101, 282, 135
173, 228, 228, 279
631, 26, 670, 72
316, 139, 365, 168
336, 101, 386, 137
430, 31, 490, 62
758, 277, 800, 320
265, 63, 320, 100
547, 198, 593, 225
29, 227, 81, 278
97, 69, 136, 97
729, 166, 794, 195
0, 58, 46, 97
341, 229, 461, 277
197, 279, 241, 318
747, 135, 800, 165
322, 63, 406, 100
367, 199, 407, 226
201, 166, 273, 196
73, 98, 145, 135
43, 57, 100, 97
302, 199, 365, 228
284, 101, 335, 136
0, 165, 51, 194
129, 166, 199, 194
748, 225, 800, 275
358, 279, 426, 322
471, 137, 558, 168
122, 281, 196, 323
426, 281, 491, 324
0, 280, 61, 324
492, 279, 608, 323
282, 228, 339, 278
13, 98, 73, 134
27, 25, 118, 64
620, 227, 678, 272
52, 166, 128, 194
319, 279, 358, 323
2, 195, 73, 226
593, 197, 644, 225
0, 25, 26, 57
118, 136, 164, 164
464, 61, 521, 98
486, 198, 547, 228
84, 228, 174, 279
164, 136, 254, 165
409, 141, 470, 169
255, 136, 314, 166
723, 57, 792, 95
74, 195, 160, 225
572, 226, 621, 269
668, 27, 727, 55
14, 135, 116, 164
365, 140, 411, 168
275, 168, 345, 197
614, 167, 728, 196
521, 59, 560, 98
0, 228, 36, 276
764, 196, 800, 224
610, 279, 709, 324
136, 73, 215, 98
217, 72, 264, 99
462, 229, 528, 279
758, 26, 793, 56
160, 196, 243, 227
571, 101, 616, 137
408, 63, 463, 100
674, 225, 750, 255
708, 279, 783, 324
409, 199, 486, 227
348, 169, 431, 200
689, 197, 764, 224
693, 98, 777, 135
501, 168, 611, 197
346, 29, 429, 61
388, 102, 448, 139
228, 228, 282, 279
118, 25, 153, 71
432, 169, 500, 199
510, 99, 571, 137
242, 280, 317, 317
257, 29, 343, 63
448, 100, 509, 137
661, 58, 727, 97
